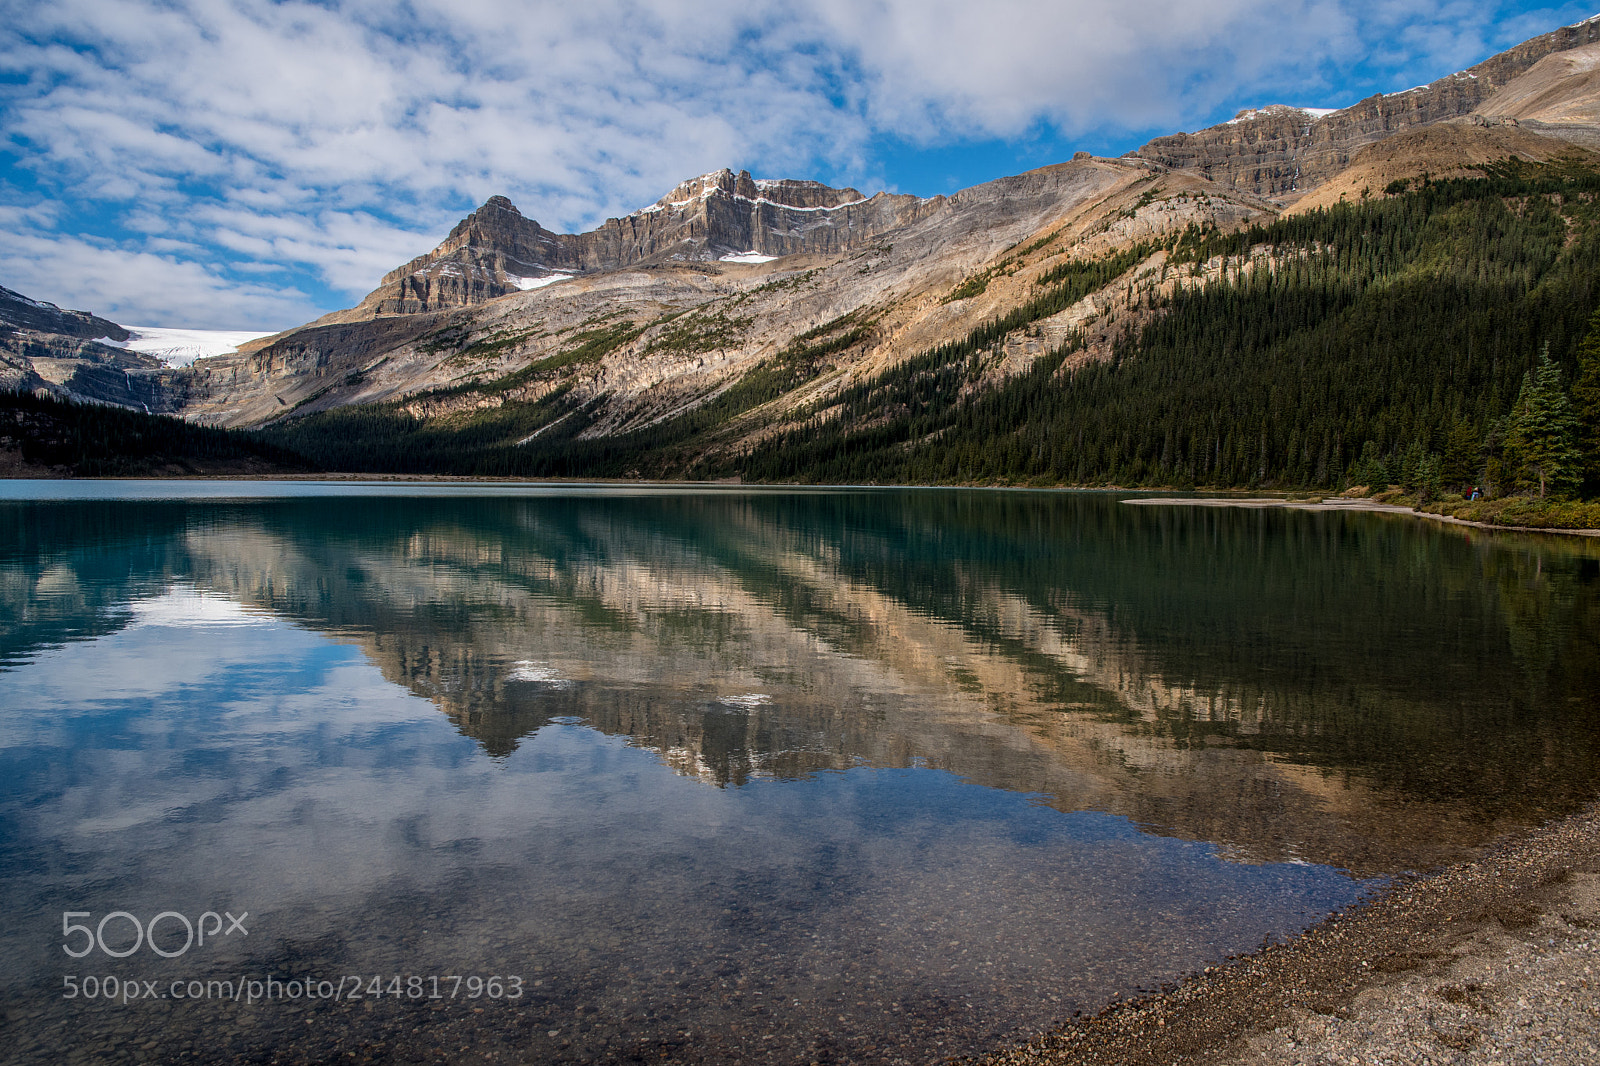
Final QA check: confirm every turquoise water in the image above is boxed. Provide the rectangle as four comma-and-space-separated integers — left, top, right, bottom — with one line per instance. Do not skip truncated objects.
2, 485, 1598, 1065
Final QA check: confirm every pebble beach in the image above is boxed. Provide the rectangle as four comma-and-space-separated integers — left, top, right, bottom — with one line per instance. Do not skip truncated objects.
974, 803, 1600, 1066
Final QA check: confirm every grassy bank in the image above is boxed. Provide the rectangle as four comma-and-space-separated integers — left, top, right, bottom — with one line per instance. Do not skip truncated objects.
1334, 485, 1600, 531
1417, 494, 1600, 530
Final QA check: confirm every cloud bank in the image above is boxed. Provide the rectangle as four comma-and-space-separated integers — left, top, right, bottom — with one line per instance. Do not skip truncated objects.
0, 0, 1589, 328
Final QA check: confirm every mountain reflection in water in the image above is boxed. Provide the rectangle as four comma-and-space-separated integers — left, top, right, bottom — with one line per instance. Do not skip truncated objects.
2, 487, 1598, 1065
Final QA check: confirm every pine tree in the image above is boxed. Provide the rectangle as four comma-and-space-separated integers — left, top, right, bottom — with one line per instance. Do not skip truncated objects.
1504, 344, 1582, 498
1350, 440, 1388, 490
1576, 307, 1600, 496
1441, 419, 1480, 491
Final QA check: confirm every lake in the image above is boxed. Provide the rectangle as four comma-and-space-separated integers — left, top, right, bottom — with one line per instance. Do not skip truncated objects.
2, 483, 1598, 1065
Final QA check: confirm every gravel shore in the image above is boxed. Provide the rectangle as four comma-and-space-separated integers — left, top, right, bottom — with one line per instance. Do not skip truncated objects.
974, 803, 1600, 1066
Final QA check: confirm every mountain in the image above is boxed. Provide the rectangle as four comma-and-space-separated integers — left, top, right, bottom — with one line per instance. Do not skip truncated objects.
331, 170, 936, 318
177, 156, 1266, 430
0, 286, 277, 413
13, 16, 1600, 493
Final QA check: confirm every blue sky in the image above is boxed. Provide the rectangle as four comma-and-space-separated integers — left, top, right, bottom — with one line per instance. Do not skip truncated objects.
1, 0, 1595, 330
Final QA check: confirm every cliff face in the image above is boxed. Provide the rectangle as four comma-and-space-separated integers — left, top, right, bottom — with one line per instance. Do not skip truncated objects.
354, 169, 938, 316
368, 196, 565, 316
573, 168, 936, 267
1133, 18, 1600, 197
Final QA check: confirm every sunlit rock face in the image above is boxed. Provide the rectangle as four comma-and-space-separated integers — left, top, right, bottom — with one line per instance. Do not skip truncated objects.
365, 196, 570, 316
1132, 18, 1600, 197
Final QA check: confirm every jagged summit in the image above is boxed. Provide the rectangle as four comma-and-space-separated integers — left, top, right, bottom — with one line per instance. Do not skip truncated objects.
346, 170, 933, 316
637, 168, 867, 215
373, 194, 566, 313
436, 194, 548, 252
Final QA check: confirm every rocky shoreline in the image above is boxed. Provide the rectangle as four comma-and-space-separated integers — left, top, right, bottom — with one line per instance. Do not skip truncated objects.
974, 801, 1600, 1066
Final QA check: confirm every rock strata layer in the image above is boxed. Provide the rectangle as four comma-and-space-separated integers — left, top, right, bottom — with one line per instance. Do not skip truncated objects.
1133, 18, 1600, 197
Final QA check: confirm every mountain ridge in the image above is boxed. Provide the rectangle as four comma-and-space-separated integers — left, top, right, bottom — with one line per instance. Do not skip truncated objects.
9, 15, 1600, 493
1132, 16, 1600, 196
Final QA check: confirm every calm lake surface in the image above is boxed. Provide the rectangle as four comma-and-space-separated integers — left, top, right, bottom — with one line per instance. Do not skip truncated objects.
2, 483, 1598, 1065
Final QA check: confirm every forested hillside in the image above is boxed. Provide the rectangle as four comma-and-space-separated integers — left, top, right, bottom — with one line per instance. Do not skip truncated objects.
741, 162, 1600, 493
0, 391, 315, 476
263, 161, 1600, 500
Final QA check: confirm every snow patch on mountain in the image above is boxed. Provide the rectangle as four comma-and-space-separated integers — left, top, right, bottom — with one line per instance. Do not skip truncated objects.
719, 252, 779, 264
1226, 105, 1339, 125
634, 180, 865, 217
507, 273, 573, 291
104, 326, 278, 367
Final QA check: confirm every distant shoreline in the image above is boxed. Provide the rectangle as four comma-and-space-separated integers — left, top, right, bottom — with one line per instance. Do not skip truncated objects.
6, 471, 1600, 539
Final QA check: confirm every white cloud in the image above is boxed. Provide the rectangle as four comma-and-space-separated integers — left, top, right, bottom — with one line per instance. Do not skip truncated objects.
0, 0, 1587, 328
0, 227, 319, 330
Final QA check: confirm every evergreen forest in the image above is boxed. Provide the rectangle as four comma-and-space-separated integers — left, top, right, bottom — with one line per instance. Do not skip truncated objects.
0, 390, 312, 476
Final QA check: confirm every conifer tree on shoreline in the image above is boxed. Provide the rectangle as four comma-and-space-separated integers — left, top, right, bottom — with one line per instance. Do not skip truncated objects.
1505, 345, 1581, 498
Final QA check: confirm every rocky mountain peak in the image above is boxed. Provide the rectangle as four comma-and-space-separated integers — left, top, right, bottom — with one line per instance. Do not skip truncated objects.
639, 168, 867, 216
647, 168, 746, 208
435, 195, 548, 257
364, 197, 565, 316
346, 168, 929, 318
